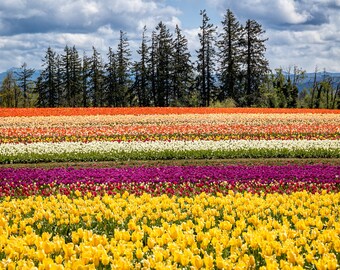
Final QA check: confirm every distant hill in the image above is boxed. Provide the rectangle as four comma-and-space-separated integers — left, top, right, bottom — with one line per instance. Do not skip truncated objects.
290, 72, 340, 92
0, 68, 41, 85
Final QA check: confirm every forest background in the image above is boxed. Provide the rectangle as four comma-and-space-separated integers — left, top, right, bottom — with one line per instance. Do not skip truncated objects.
1, 9, 339, 109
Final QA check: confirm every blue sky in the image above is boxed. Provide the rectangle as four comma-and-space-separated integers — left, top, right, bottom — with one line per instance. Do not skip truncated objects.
0, 0, 340, 73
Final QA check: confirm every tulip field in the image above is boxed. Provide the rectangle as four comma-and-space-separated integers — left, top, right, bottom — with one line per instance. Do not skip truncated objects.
0, 108, 340, 269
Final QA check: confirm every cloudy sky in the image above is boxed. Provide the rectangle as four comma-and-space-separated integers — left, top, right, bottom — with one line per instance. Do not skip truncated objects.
0, 0, 340, 73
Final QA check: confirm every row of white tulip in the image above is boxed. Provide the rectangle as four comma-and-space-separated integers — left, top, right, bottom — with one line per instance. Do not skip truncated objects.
1, 140, 340, 157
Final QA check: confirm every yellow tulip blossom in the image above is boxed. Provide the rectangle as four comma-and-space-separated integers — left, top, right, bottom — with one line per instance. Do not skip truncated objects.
0, 191, 340, 268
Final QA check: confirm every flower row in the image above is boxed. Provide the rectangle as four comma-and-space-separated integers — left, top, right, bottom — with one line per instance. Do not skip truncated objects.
1, 165, 339, 197
1, 125, 339, 143
1, 113, 339, 143
1, 140, 340, 164
1, 192, 339, 269
2, 113, 340, 127
2, 107, 340, 117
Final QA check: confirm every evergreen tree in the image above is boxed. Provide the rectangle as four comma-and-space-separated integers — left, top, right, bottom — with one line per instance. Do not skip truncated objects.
155, 22, 173, 106
273, 67, 304, 108
61, 46, 72, 106
70, 46, 83, 107
37, 47, 59, 107
196, 10, 217, 107
89, 46, 104, 107
15, 63, 35, 107
273, 68, 288, 108
61, 46, 83, 107
0, 71, 20, 107
283, 66, 305, 108
172, 25, 193, 106
333, 82, 340, 109
133, 26, 150, 106
217, 9, 243, 103
82, 52, 91, 107
35, 75, 46, 107
257, 72, 279, 108
148, 30, 158, 105
116, 30, 132, 106
105, 47, 118, 106
242, 19, 269, 106
55, 55, 63, 106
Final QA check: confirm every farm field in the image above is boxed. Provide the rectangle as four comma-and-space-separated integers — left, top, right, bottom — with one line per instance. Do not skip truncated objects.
0, 107, 340, 269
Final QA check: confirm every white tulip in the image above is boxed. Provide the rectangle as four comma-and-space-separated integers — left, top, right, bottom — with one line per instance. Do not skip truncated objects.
1, 140, 339, 157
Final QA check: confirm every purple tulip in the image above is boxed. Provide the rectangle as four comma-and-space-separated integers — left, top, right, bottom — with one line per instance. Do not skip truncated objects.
0, 165, 339, 196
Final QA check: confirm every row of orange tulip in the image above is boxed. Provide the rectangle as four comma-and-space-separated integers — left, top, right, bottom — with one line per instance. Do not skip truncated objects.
1, 107, 340, 117
1, 112, 339, 143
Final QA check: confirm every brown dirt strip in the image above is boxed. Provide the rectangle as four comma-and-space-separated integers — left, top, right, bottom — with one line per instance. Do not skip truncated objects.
0, 158, 339, 169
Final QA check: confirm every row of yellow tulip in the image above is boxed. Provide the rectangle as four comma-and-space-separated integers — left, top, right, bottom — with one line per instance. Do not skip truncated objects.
1, 191, 339, 269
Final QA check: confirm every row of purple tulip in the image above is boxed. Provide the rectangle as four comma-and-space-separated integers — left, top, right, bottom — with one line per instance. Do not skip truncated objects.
1, 164, 339, 197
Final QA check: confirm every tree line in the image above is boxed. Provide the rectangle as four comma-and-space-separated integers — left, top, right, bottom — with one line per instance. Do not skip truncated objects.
1, 9, 339, 108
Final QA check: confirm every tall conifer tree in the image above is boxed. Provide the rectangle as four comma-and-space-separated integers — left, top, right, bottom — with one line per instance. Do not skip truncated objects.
148, 30, 158, 105
89, 46, 104, 107
70, 46, 83, 107
105, 47, 118, 106
37, 47, 59, 107
172, 25, 193, 106
217, 9, 243, 103
116, 30, 132, 106
82, 52, 91, 107
155, 22, 173, 106
242, 19, 269, 106
61, 46, 72, 106
15, 63, 35, 107
196, 10, 217, 107
134, 26, 150, 106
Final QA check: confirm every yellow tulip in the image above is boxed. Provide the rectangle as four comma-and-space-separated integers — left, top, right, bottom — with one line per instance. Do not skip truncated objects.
173, 250, 182, 264
215, 256, 225, 269
192, 255, 203, 269
42, 241, 54, 254
200, 237, 210, 250
203, 253, 214, 269
180, 253, 189, 266
154, 249, 164, 263
6, 262, 16, 270
55, 255, 63, 264
101, 254, 111, 266
147, 237, 156, 249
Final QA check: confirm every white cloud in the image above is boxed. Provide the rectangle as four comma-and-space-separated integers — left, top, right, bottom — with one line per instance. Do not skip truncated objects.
275, 0, 310, 24
0, 0, 183, 71
207, 0, 311, 25
183, 28, 200, 54
0, 0, 26, 10
206, 0, 340, 71
1, 0, 340, 73
266, 24, 340, 71
0, 0, 180, 35
107, 0, 158, 13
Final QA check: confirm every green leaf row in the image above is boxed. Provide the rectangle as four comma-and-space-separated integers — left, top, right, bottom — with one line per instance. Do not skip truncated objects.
1, 148, 340, 164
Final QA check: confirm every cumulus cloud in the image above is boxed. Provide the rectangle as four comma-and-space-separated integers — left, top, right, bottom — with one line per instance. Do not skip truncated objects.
207, 0, 329, 27
207, 0, 340, 71
0, 0, 180, 35
1, 0, 340, 72
0, 0, 182, 71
